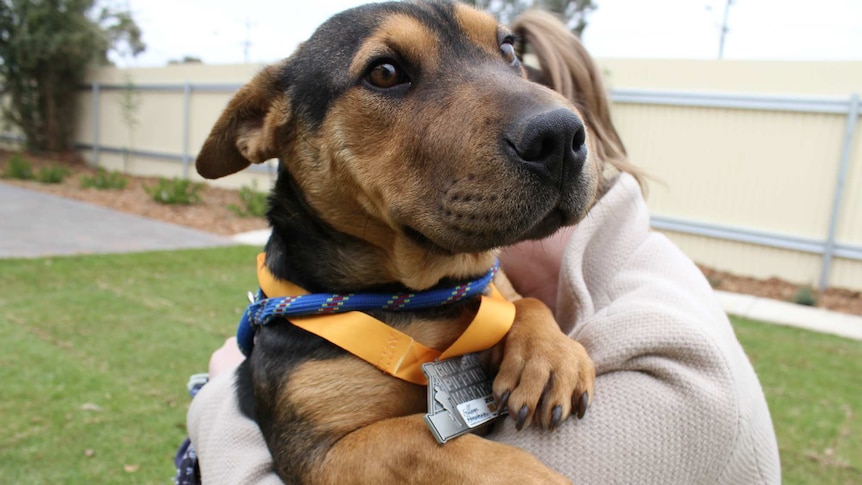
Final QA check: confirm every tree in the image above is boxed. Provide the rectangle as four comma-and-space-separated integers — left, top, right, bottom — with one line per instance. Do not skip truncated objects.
168, 56, 203, 65
0, 0, 144, 152
463, 0, 596, 36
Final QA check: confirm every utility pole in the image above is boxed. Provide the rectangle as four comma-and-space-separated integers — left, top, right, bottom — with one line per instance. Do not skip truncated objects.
717, 0, 734, 59
243, 18, 253, 63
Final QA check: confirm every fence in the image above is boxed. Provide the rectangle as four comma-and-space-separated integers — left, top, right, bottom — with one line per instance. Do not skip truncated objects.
612, 90, 860, 293
2, 60, 860, 292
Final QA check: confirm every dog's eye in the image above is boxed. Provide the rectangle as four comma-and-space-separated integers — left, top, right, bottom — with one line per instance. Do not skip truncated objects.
500, 38, 519, 66
365, 61, 410, 90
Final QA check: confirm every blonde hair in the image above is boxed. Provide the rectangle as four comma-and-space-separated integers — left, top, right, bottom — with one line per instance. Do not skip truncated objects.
512, 10, 645, 190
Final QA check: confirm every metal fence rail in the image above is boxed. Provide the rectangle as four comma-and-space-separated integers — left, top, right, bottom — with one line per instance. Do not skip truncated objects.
2, 83, 859, 291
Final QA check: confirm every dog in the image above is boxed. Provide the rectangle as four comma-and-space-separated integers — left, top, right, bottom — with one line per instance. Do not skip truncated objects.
195, 2, 624, 483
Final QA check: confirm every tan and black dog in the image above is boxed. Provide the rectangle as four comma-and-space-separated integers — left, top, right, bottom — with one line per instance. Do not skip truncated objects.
196, 1, 612, 483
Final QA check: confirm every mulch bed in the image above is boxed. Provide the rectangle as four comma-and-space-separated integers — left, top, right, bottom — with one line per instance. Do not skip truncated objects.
699, 266, 862, 317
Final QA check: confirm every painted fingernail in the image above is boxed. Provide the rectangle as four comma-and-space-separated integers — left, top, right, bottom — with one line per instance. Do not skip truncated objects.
497, 390, 511, 411
577, 392, 589, 419
516, 405, 529, 430
550, 405, 563, 430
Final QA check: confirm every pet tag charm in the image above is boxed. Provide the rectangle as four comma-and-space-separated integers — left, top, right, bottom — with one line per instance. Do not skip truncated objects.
422, 353, 506, 444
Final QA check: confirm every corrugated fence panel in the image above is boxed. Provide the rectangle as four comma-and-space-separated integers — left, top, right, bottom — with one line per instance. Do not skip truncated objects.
836, 121, 862, 246
99, 90, 186, 155
831, 259, 862, 291
613, 103, 846, 241
659, 231, 824, 285
188, 91, 236, 156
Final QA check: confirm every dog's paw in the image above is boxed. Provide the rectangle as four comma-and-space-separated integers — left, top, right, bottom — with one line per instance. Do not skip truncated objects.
492, 297, 595, 431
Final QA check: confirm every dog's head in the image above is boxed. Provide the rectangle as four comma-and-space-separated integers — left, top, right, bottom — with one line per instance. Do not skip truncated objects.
197, 1, 601, 289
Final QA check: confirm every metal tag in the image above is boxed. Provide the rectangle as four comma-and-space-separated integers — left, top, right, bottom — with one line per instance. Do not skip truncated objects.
422, 353, 506, 444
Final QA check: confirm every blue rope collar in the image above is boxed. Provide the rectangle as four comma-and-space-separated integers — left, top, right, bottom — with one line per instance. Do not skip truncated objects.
236, 260, 500, 356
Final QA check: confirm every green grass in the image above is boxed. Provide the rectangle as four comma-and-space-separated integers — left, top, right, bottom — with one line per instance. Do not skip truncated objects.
733, 317, 862, 484
1, 247, 860, 484
0, 246, 260, 484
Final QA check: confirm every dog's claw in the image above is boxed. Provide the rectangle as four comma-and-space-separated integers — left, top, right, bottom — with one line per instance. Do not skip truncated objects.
497, 390, 511, 411
549, 405, 562, 430
576, 392, 589, 419
515, 405, 529, 430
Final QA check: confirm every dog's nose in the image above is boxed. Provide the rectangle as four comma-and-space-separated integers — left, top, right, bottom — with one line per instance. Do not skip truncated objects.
505, 109, 587, 184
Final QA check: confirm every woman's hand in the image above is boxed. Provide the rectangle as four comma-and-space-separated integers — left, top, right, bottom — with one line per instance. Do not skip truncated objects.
500, 227, 574, 314
208, 336, 246, 379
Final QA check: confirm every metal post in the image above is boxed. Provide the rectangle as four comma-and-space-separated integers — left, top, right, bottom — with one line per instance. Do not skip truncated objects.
92, 83, 101, 167
717, 0, 734, 60
182, 81, 192, 179
819, 93, 860, 292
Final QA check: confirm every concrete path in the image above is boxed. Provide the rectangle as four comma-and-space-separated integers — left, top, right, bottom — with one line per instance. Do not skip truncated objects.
3, 182, 861, 342
716, 290, 862, 341
0, 182, 234, 258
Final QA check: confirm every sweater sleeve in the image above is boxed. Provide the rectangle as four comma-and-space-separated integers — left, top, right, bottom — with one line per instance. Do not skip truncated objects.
489, 174, 780, 484
489, 238, 752, 483
187, 369, 283, 485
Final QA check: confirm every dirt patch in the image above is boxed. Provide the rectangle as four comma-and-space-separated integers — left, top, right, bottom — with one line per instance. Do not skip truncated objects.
699, 266, 862, 317
3, 150, 861, 317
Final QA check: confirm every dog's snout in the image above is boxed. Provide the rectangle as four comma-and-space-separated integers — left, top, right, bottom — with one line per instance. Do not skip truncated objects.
505, 109, 587, 184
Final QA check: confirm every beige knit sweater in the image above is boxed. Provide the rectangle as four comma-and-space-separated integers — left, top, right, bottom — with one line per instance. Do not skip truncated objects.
188, 173, 781, 484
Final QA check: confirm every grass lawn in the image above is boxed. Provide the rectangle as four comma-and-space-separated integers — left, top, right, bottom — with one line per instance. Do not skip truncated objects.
0, 246, 260, 484
733, 317, 862, 484
1, 246, 860, 483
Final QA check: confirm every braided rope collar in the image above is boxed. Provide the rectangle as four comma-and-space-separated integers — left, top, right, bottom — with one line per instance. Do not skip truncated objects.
236, 259, 501, 356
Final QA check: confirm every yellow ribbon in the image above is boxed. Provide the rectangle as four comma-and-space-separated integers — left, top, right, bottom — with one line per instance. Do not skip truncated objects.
256, 253, 515, 385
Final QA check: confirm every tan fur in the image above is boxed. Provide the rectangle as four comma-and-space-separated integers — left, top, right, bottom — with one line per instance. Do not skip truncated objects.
317, 415, 570, 485
453, 4, 504, 57
282, 358, 427, 437
281, 316, 475, 436
350, 14, 441, 77
279, 310, 479, 433
493, 270, 523, 301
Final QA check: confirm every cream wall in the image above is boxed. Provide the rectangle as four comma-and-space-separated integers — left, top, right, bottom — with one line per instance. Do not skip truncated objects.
64, 60, 862, 291
595, 60, 861, 291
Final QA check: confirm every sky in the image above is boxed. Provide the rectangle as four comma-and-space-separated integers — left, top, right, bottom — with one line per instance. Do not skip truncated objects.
117, 0, 862, 67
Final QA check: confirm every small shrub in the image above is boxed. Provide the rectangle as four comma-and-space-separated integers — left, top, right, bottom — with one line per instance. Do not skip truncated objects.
3, 153, 34, 180
146, 177, 203, 205
36, 164, 71, 184
793, 286, 818, 306
80, 168, 128, 190
228, 182, 268, 218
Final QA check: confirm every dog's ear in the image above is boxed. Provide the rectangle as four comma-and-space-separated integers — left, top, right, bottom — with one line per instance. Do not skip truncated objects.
196, 62, 291, 179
